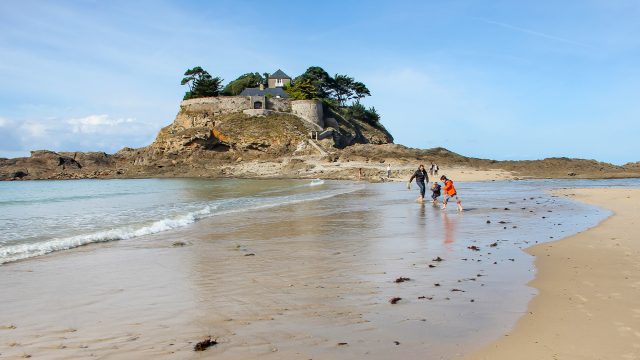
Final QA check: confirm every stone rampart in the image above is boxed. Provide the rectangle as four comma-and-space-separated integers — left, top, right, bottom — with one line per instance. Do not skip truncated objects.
180, 97, 251, 116
267, 98, 292, 112
180, 96, 292, 114
291, 100, 324, 129
177, 97, 322, 130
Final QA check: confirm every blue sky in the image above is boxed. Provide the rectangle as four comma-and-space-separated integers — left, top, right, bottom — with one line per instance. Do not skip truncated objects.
0, 0, 638, 164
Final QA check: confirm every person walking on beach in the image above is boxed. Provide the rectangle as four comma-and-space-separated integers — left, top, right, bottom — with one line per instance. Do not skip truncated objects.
386, 164, 391, 179
409, 164, 429, 202
440, 175, 463, 211
430, 181, 441, 205
429, 162, 435, 176
433, 162, 439, 176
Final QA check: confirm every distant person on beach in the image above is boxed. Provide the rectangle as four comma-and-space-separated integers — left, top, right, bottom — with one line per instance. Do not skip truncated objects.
408, 164, 429, 202
386, 164, 391, 178
433, 162, 439, 176
440, 175, 463, 211
358, 168, 363, 181
430, 181, 441, 205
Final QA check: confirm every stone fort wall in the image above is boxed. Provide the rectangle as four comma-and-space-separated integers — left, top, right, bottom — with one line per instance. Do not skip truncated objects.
180, 96, 323, 129
291, 100, 324, 129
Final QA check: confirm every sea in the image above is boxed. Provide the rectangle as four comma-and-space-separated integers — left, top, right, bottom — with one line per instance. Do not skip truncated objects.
1, 177, 639, 358
1, 177, 639, 265
0, 178, 346, 264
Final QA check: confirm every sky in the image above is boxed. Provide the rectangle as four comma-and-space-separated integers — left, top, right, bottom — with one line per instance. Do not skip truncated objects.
0, 0, 638, 164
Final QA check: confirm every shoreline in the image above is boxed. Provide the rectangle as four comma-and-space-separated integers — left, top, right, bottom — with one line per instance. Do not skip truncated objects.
466, 187, 640, 359
4, 146, 640, 182
0, 181, 635, 359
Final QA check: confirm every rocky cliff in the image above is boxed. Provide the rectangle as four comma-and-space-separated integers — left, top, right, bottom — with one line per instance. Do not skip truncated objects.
0, 97, 395, 180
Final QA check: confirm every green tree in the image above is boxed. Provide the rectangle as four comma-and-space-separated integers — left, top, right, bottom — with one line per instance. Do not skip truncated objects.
294, 66, 334, 98
222, 72, 265, 96
181, 66, 223, 100
284, 79, 317, 100
331, 74, 355, 106
365, 106, 380, 123
346, 103, 380, 125
348, 102, 367, 119
351, 81, 371, 104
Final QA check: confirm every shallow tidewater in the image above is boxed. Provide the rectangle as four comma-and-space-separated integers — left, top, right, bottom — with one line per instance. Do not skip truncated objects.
0, 178, 346, 264
0, 178, 637, 359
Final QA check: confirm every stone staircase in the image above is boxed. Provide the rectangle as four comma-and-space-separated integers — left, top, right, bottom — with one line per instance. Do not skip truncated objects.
307, 139, 328, 156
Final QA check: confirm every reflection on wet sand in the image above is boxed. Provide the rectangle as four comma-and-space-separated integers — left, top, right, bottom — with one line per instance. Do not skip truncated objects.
442, 212, 460, 249
0, 181, 609, 360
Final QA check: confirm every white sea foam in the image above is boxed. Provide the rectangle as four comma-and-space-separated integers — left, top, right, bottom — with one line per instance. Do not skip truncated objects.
0, 206, 213, 265
0, 182, 364, 265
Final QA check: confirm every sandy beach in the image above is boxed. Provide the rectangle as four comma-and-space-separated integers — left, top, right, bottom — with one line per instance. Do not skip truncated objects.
0, 180, 633, 359
467, 188, 640, 359
222, 157, 517, 183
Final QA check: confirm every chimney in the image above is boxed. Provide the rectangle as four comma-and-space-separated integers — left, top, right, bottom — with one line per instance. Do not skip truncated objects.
259, 83, 265, 91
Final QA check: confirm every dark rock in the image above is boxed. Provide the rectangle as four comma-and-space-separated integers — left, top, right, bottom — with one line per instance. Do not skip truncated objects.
194, 337, 217, 351
11, 171, 28, 179
58, 156, 82, 169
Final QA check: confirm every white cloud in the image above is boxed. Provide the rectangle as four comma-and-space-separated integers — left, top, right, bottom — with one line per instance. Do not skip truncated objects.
22, 121, 48, 137
0, 113, 155, 158
67, 114, 135, 134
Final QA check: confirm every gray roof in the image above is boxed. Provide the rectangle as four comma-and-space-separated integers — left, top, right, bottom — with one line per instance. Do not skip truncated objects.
239, 87, 289, 98
270, 69, 291, 79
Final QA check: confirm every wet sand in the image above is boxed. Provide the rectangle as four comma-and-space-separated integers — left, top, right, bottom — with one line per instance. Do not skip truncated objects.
467, 188, 640, 359
0, 182, 611, 359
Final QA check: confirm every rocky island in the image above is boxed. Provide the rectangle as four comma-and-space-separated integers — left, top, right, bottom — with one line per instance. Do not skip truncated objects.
1, 67, 639, 181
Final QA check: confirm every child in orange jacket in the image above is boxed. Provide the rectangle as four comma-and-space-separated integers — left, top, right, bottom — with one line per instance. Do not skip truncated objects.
440, 175, 463, 212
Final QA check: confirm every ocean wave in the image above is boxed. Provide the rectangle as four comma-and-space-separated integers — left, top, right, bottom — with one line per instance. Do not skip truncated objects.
0, 206, 213, 265
0, 182, 364, 265
309, 179, 325, 186
0, 191, 150, 206
260, 179, 326, 196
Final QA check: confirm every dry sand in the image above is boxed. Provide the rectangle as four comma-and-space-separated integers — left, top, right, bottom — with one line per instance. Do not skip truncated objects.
229, 157, 515, 182
467, 188, 640, 360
